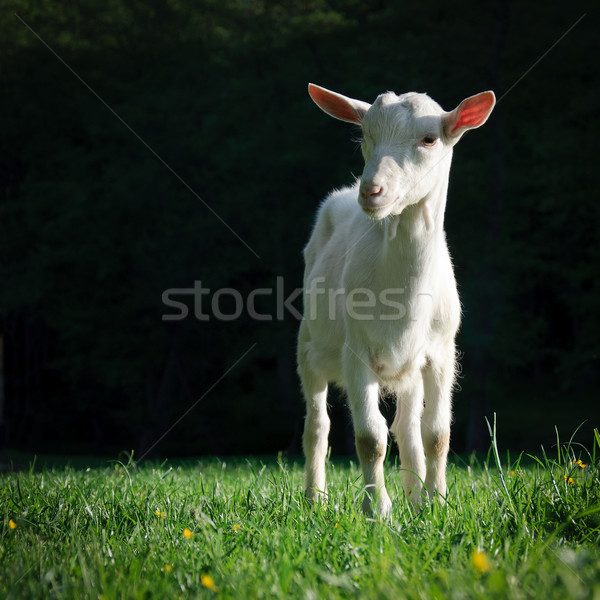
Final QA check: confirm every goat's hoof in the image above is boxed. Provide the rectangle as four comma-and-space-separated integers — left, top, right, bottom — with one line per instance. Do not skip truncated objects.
305, 489, 327, 507
362, 493, 392, 519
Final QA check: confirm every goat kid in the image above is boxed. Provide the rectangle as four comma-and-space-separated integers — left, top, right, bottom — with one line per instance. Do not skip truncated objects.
298, 84, 495, 516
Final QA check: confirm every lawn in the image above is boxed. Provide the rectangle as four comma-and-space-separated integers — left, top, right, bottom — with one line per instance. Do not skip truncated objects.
1, 428, 599, 599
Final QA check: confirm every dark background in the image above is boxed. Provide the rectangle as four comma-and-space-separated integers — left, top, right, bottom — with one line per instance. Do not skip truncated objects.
1, 0, 597, 460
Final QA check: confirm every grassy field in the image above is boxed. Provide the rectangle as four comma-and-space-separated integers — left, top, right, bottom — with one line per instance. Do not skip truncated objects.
1, 429, 600, 599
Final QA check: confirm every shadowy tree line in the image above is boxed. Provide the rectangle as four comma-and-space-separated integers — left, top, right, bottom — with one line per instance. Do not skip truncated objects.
0, 0, 597, 457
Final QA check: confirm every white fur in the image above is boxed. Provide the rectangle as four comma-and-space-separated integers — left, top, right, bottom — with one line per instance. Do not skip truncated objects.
298, 84, 495, 516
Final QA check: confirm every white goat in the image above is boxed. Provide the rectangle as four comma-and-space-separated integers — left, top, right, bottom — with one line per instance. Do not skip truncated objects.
298, 83, 495, 516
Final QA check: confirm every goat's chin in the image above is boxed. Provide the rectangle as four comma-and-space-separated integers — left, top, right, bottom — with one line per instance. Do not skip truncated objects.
361, 198, 399, 221
365, 210, 393, 221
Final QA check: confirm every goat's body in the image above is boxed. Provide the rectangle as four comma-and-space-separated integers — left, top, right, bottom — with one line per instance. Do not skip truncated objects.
299, 181, 460, 514
299, 84, 494, 516
301, 182, 460, 384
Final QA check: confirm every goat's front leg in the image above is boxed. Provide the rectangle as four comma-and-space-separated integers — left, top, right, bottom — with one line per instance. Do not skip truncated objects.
343, 345, 391, 517
299, 324, 330, 504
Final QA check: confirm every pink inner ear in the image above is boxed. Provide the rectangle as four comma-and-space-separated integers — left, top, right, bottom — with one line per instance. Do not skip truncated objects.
309, 85, 361, 124
452, 94, 495, 132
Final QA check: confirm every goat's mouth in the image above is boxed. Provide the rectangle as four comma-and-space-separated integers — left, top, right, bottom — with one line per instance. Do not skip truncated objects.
361, 198, 398, 219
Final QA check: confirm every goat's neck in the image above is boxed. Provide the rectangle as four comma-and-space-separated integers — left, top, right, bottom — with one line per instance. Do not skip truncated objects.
385, 178, 449, 252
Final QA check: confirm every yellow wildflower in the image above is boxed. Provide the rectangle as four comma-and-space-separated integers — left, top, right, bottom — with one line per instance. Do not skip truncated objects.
334, 522, 339, 529
201, 574, 218, 591
574, 459, 586, 468
155, 509, 166, 518
9, 519, 17, 530
563, 475, 574, 485
233, 523, 242, 533
163, 564, 173, 573
471, 550, 492, 574
183, 528, 194, 539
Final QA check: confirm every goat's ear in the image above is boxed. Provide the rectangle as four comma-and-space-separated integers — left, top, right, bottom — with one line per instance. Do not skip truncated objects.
443, 91, 496, 140
308, 83, 371, 124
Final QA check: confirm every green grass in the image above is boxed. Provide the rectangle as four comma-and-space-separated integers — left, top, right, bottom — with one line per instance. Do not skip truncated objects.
1, 429, 600, 599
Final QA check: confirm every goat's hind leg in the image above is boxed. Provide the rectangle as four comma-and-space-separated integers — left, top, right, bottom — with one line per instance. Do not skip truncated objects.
391, 372, 427, 507
298, 329, 330, 503
421, 349, 455, 502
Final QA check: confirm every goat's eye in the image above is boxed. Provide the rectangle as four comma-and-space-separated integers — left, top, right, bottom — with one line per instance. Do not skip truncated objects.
421, 135, 437, 147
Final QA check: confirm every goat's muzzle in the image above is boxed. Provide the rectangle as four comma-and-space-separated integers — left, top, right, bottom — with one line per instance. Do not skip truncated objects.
359, 182, 396, 215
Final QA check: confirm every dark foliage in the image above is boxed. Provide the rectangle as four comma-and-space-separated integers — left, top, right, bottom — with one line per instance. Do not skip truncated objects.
0, 0, 597, 457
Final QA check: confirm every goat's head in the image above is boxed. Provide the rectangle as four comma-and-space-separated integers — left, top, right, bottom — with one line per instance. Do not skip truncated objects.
308, 84, 495, 220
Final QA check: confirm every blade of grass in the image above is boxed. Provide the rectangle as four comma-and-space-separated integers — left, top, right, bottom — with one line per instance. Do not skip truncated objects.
485, 414, 521, 526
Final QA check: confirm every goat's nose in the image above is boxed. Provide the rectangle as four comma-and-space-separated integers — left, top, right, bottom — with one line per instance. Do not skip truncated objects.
360, 183, 383, 200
